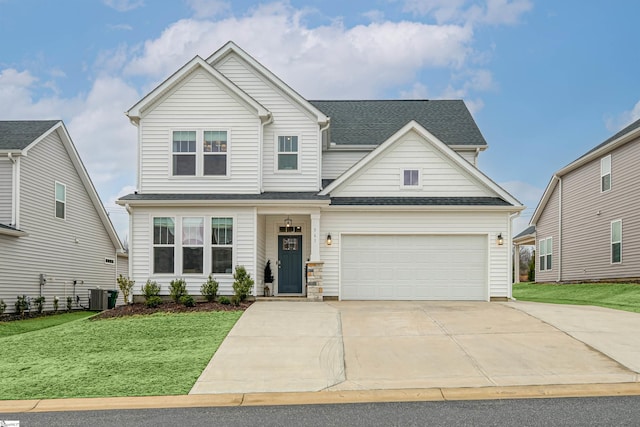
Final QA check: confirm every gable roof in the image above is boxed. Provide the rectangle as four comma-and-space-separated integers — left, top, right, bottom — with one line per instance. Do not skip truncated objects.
0, 120, 60, 151
320, 120, 522, 208
531, 117, 640, 224
309, 100, 486, 147
126, 55, 271, 123
513, 225, 536, 245
0, 120, 124, 251
207, 41, 329, 125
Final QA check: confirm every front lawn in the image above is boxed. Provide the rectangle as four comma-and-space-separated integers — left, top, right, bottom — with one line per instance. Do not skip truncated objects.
513, 282, 640, 313
0, 310, 242, 400
0, 311, 94, 338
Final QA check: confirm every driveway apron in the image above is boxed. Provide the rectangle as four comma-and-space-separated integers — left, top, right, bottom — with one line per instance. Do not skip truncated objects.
190, 301, 638, 394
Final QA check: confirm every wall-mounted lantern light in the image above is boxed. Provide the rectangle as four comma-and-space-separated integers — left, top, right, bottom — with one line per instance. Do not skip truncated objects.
284, 216, 293, 228
497, 233, 504, 246
326, 233, 332, 246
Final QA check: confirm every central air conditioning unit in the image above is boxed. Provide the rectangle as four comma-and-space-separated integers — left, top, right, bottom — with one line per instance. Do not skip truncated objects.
90, 289, 108, 311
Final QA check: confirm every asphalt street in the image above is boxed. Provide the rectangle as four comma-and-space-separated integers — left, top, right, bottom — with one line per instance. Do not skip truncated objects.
3, 396, 640, 427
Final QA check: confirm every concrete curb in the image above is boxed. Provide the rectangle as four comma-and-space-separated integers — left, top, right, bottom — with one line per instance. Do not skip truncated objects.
2, 383, 640, 413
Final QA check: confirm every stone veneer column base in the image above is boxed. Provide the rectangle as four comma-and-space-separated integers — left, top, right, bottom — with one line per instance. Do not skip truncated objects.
306, 261, 324, 302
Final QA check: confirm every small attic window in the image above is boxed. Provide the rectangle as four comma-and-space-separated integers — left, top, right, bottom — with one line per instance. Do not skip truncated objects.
401, 169, 421, 188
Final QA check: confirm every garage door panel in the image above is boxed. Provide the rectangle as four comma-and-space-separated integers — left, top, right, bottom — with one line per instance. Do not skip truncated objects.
341, 234, 487, 301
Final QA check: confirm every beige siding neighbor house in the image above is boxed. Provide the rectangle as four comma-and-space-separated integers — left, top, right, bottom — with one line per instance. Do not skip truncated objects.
526, 118, 640, 282
118, 41, 523, 301
0, 121, 127, 313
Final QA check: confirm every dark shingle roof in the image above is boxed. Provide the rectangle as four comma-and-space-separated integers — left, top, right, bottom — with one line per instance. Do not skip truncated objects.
330, 197, 510, 206
0, 223, 21, 231
0, 121, 60, 150
119, 192, 330, 201
514, 225, 536, 239
308, 100, 486, 146
578, 117, 640, 159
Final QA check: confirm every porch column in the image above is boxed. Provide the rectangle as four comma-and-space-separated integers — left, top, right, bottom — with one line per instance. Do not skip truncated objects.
514, 243, 521, 284
310, 212, 321, 262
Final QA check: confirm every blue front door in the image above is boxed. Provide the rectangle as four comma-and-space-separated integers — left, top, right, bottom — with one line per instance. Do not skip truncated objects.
278, 235, 302, 294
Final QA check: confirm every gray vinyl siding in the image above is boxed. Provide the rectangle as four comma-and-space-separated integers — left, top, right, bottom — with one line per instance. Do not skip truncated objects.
138, 68, 261, 194
214, 55, 321, 192
0, 157, 13, 224
535, 185, 559, 282
0, 130, 119, 313
559, 138, 640, 281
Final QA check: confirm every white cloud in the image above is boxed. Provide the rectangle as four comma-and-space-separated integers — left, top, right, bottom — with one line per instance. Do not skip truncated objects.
403, 0, 532, 26
605, 100, 640, 132
103, 0, 144, 12
186, 0, 230, 18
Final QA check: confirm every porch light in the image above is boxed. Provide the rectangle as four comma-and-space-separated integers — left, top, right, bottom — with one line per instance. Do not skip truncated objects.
326, 233, 332, 246
284, 216, 293, 228
497, 233, 504, 246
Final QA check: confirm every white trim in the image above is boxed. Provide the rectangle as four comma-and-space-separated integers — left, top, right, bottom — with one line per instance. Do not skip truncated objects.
400, 168, 422, 189
54, 181, 66, 220
600, 154, 611, 193
611, 219, 622, 264
274, 134, 301, 173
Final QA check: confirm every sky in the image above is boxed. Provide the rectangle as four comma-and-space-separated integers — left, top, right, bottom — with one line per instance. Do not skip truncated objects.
1, 0, 639, 241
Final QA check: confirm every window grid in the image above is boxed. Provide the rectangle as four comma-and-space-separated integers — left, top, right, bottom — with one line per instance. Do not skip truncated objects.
153, 217, 175, 274
55, 182, 66, 219
277, 135, 298, 170
212, 217, 233, 274
182, 217, 204, 274
204, 130, 228, 176
601, 155, 611, 192
403, 169, 420, 186
539, 237, 552, 271
172, 131, 196, 176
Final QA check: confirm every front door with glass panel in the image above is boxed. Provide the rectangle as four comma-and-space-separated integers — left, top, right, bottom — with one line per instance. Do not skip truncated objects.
278, 235, 302, 294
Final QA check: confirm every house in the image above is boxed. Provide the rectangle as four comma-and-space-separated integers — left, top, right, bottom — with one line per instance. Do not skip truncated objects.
0, 120, 126, 312
524, 118, 640, 282
117, 41, 523, 301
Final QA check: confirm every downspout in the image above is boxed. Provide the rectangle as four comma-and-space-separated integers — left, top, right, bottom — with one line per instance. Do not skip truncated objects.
259, 114, 273, 193
319, 120, 330, 190
125, 203, 133, 282
508, 211, 521, 300
557, 176, 562, 282
8, 153, 19, 228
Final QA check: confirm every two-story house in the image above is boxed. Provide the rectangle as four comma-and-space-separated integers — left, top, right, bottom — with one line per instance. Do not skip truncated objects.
525, 118, 640, 282
0, 120, 126, 312
118, 41, 523, 301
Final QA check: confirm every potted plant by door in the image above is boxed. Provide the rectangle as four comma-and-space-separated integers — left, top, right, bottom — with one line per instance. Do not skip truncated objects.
264, 260, 274, 296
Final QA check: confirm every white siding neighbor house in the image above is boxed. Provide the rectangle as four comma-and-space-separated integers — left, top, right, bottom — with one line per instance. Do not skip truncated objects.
520, 118, 640, 283
118, 41, 523, 301
0, 121, 126, 312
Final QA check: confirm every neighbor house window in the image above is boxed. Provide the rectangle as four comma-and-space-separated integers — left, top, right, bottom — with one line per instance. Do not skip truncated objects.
402, 169, 420, 187
153, 217, 175, 274
182, 217, 204, 274
601, 155, 611, 192
277, 136, 298, 170
611, 220, 622, 264
172, 131, 196, 175
539, 237, 552, 271
203, 130, 228, 176
55, 182, 66, 219
211, 217, 233, 274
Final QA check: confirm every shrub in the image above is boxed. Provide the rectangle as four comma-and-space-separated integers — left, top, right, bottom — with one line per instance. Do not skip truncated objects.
145, 296, 163, 308
169, 278, 187, 303
200, 275, 219, 302
230, 295, 241, 306
66, 296, 73, 312
142, 280, 161, 299
218, 296, 230, 305
232, 265, 254, 302
264, 260, 274, 283
53, 296, 59, 312
0, 299, 6, 315
15, 295, 30, 316
180, 294, 195, 307
33, 296, 45, 314
116, 274, 135, 305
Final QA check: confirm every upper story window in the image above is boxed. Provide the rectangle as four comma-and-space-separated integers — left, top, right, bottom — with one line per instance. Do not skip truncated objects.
539, 237, 552, 271
55, 182, 66, 219
172, 131, 196, 176
611, 220, 622, 264
277, 136, 298, 171
402, 169, 421, 188
204, 131, 228, 176
601, 155, 611, 192
153, 217, 175, 274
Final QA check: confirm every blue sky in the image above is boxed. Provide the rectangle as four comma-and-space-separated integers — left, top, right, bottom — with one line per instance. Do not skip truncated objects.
1, 0, 639, 240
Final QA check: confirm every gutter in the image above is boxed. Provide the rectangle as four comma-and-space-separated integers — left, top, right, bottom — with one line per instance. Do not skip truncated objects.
259, 113, 274, 192
508, 211, 521, 299
557, 177, 562, 282
8, 153, 20, 228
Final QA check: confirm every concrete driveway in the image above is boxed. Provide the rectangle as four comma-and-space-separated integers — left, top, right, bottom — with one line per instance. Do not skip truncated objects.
190, 301, 640, 394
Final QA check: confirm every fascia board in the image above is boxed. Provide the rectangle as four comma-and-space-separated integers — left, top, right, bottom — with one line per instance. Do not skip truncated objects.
327, 204, 524, 212
116, 198, 331, 208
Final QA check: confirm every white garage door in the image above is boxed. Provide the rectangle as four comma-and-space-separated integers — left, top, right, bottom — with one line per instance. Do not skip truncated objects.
341, 234, 487, 300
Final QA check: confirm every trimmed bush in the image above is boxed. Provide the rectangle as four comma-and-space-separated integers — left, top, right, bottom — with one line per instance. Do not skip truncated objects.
218, 296, 230, 305
200, 275, 219, 302
169, 278, 188, 303
117, 274, 135, 305
180, 295, 195, 307
33, 296, 45, 314
142, 280, 162, 307
66, 296, 73, 312
0, 299, 6, 315
232, 265, 254, 302
145, 296, 163, 308
15, 295, 30, 316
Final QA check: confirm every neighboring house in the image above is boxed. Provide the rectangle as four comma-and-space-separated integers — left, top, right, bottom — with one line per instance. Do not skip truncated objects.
117, 41, 523, 301
0, 121, 127, 312
526, 118, 640, 282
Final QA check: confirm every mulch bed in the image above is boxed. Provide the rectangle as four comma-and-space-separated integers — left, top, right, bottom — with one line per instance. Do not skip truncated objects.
91, 300, 253, 320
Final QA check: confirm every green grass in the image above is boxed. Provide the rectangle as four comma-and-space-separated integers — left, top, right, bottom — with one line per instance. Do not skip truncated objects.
513, 282, 640, 313
0, 312, 95, 338
0, 311, 242, 400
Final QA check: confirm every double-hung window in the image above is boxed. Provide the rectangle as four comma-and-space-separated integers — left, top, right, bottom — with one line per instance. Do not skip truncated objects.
182, 217, 204, 274
539, 237, 552, 271
153, 217, 175, 274
55, 182, 66, 219
277, 136, 298, 171
611, 220, 622, 264
211, 217, 233, 274
601, 155, 611, 192
172, 131, 197, 175
203, 131, 228, 176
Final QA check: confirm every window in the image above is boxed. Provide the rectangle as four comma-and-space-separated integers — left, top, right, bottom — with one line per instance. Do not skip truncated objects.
55, 182, 66, 219
539, 237, 552, 271
182, 217, 204, 274
611, 220, 622, 264
172, 131, 196, 175
277, 136, 298, 170
203, 131, 228, 176
153, 217, 175, 274
601, 155, 611, 192
402, 169, 420, 187
212, 217, 233, 274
